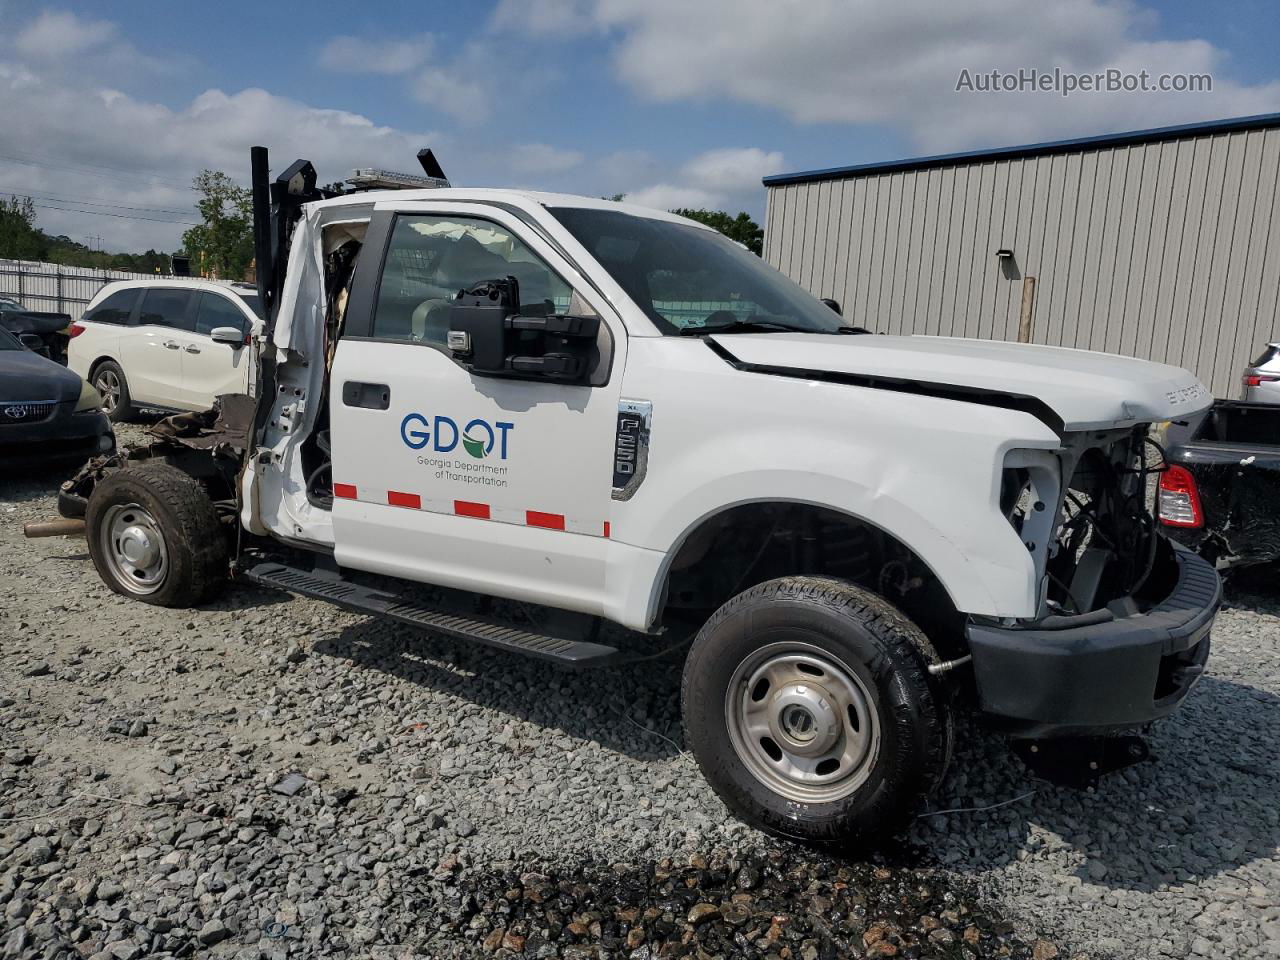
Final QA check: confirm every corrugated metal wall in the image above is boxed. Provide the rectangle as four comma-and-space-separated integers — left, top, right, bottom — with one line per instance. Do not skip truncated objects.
764, 126, 1280, 397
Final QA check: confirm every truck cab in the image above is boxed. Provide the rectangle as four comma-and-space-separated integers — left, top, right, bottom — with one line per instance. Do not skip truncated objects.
57, 150, 1221, 845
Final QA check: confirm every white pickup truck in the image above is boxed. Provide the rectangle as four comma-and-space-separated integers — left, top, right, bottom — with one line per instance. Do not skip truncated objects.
51, 149, 1220, 846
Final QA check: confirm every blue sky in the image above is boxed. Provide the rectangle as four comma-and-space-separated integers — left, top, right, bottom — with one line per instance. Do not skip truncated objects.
1, 0, 1277, 251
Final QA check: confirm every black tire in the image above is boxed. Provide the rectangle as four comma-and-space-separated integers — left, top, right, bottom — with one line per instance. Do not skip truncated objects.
91, 360, 134, 423
681, 576, 953, 848
85, 463, 228, 607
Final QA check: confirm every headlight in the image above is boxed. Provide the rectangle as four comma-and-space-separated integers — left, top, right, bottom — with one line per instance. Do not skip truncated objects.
73, 379, 102, 413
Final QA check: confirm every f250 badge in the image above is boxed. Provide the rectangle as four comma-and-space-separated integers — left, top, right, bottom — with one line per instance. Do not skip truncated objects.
400, 413, 514, 460
612, 400, 652, 501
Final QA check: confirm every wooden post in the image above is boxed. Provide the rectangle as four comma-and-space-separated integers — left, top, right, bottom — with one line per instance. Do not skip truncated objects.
1017, 276, 1037, 343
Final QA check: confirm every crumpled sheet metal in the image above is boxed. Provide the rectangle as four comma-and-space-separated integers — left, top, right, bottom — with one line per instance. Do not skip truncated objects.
147, 394, 255, 453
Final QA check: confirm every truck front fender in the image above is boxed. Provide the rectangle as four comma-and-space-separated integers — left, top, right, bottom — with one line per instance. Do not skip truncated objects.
635, 469, 1023, 627
611, 339, 1059, 628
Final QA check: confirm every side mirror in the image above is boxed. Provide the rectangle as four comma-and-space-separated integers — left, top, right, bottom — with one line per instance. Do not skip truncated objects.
821, 298, 842, 316
210, 326, 246, 347
17, 333, 45, 352
446, 277, 599, 384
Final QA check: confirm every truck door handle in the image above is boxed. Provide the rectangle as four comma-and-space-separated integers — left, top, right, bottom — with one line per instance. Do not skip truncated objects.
342, 381, 390, 410
163, 341, 180, 350
184, 345, 201, 354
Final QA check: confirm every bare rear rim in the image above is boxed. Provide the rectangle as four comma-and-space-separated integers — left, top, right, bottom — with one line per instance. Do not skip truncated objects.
93, 368, 121, 414
98, 502, 168, 595
725, 640, 881, 804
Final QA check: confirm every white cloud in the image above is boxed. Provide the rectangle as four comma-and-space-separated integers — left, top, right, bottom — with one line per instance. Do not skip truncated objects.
624, 184, 723, 212
11, 8, 176, 79
411, 68, 491, 122
490, 0, 597, 37
508, 143, 584, 175
15, 10, 115, 59
0, 48, 442, 249
682, 148, 785, 192
621, 147, 787, 214
494, 0, 1280, 150
0, 10, 775, 251
318, 34, 433, 75
317, 31, 497, 123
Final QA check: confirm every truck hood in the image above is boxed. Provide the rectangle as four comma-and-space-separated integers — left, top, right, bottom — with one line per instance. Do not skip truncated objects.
711, 333, 1212, 431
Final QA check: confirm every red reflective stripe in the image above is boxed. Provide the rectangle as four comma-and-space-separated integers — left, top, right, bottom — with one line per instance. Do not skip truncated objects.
603, 521, 611, 538
388, 490, 421, 509
333, 483, 358, 500
526, 510, 565, 530
454, 500, 490, 519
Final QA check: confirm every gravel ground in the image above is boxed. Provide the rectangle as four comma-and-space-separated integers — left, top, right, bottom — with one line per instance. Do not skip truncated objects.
1, 432, 1277, 959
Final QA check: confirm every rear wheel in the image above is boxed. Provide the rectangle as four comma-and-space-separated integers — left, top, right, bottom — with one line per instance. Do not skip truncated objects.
681, 576, 952, 847
91, 360, 134, 423
86, 463, 228, 607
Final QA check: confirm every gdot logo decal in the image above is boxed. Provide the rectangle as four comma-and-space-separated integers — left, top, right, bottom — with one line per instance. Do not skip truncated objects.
400, 413, 514, 460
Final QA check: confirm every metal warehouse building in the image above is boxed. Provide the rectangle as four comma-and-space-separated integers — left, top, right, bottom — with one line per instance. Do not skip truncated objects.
762, 112, 1280, 398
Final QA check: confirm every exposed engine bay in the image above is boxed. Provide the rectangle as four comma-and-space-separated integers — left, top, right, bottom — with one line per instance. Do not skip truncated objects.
1003, 427, 1172, 620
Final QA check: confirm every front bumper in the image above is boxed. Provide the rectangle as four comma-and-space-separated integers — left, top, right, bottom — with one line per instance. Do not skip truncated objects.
0, 409, 115, 470
966, 543, 1219, 737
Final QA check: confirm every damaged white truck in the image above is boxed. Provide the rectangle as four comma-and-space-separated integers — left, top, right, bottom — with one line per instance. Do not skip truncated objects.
48, 147, 1221, 845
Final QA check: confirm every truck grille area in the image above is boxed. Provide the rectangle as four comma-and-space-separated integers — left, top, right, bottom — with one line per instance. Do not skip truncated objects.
1005, 425, 1166, 616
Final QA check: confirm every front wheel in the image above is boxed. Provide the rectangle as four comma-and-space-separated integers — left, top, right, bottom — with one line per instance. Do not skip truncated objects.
681, 576, 953, 847
91, 360, 135, 423
85, 463, 229, 607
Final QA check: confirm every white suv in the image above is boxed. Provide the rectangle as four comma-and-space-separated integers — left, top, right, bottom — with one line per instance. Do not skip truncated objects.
68, 279, 263, 421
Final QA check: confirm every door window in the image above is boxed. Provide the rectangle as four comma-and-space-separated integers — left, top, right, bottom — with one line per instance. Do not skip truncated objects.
138, 289, 195, 330
85, 288, 140, 325
372, 215, 573, 345
194, 292, 251, 337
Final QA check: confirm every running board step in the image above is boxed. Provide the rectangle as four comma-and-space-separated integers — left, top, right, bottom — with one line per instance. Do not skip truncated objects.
241, 562, 620, 667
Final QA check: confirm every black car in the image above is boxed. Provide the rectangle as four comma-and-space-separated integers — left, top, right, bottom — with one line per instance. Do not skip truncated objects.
0, 326, 114, 469
0, 296, 73, 363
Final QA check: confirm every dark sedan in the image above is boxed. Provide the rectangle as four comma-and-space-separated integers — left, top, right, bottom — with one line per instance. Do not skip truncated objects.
0, 326, 114, 469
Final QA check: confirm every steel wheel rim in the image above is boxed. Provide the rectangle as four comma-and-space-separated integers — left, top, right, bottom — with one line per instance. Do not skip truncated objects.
726, 641, 880, 804
99, 502, 168, 595
95, 370, 120, 413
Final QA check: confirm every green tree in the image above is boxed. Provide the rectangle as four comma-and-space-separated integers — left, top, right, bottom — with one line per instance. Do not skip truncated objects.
0, 196, 49, 261
181, 170, 253, 279
670, 208, 764, 256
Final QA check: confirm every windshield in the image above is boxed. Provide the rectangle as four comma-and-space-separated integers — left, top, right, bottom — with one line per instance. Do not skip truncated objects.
0, 297, 20, 309
0, 327, 21, 350
548, 207, 845, 335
